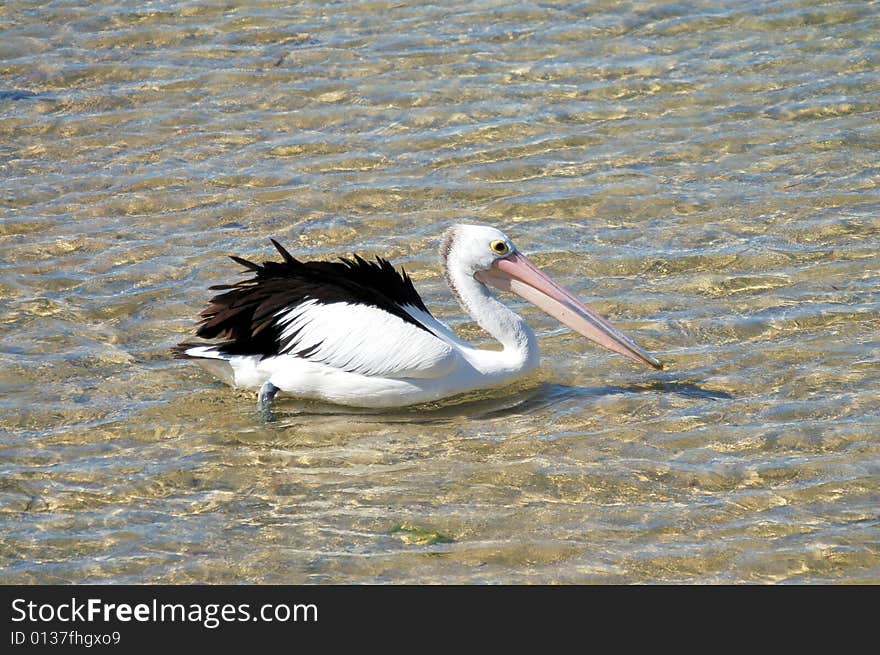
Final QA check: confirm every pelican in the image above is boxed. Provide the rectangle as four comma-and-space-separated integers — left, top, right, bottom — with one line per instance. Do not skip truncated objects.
174, 224, 662, 409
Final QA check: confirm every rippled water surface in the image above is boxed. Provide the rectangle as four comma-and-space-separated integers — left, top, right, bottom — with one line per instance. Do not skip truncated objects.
2, 0, 879, 583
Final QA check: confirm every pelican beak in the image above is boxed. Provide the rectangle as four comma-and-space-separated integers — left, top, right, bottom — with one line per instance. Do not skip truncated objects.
475, 252, 663, 369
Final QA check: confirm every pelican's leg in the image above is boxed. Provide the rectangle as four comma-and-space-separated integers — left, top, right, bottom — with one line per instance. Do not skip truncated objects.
257, 381, 279, 421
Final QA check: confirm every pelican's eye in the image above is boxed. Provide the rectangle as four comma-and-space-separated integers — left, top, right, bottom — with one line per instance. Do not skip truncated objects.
490, 240, 509, 255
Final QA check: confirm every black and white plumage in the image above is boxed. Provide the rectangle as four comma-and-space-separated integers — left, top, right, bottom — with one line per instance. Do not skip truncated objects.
175, 224, 662, 409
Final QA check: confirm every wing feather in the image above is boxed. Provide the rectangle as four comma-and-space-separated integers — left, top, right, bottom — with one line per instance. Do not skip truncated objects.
177, 240, 459, 379
275, 302, 457, 378
183, 240, 438, 357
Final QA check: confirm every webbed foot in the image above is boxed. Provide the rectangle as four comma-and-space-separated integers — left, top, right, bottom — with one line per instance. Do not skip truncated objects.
257, 381, 279, 422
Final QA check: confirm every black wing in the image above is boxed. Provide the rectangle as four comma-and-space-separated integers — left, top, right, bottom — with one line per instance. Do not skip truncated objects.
177, 239, 433, 358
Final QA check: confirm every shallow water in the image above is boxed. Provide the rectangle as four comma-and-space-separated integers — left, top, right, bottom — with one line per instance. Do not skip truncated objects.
1, 0, 878, 583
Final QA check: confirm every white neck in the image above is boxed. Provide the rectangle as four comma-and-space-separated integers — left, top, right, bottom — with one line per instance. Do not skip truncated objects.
445, 262, 540, 376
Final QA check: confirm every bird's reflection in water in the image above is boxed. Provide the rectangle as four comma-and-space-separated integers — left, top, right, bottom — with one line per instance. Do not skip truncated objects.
259, 377, 732, 426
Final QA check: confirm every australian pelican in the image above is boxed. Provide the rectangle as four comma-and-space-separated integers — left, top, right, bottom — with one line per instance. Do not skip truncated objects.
174, 224, 662, 409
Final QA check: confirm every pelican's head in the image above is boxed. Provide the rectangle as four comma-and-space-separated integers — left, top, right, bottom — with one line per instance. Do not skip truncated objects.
441, 223, 663, 369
